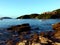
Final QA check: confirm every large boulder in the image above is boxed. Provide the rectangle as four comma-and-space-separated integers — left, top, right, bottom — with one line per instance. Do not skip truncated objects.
52, 23, 60, 40
7, 23, 31, 33
52, 23, 60, 30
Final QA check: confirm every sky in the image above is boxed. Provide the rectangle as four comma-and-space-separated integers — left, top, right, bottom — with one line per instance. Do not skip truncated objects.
0, 0, 60, 18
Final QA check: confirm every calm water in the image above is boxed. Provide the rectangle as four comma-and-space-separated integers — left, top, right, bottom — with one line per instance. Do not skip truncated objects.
0, 19, 60, 29
0, 19, 60, 42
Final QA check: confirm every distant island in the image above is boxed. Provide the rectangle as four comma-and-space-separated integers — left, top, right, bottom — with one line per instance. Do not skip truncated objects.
17, 9, 60, 19
0, 17, 12, 20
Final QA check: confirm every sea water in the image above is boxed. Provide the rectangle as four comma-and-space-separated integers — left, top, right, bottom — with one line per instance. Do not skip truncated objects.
0, 19, 60, 43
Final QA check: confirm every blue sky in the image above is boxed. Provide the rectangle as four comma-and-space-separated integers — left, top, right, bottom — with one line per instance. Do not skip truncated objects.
0, 0, 60, 18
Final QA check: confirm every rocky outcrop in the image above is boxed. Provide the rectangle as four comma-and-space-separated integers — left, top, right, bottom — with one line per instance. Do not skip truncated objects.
52, 23, 60, 40
52, 23, 60, 30
7, 23, 31, 34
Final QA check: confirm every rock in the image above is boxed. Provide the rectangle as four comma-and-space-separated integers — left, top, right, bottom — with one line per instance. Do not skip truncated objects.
6, 40, 13, 45
39, 36, 48, 44
53, 42, 60, 45
7, 23, 31, 34
32, 33, 39, 43
16, 41, 26, 45
52, 22, 60, 30
31, 42, 41, 45
52, 23, 60, 40
44, 31, 54, 39
53, 31, 60, 40
32, 33, 39, 39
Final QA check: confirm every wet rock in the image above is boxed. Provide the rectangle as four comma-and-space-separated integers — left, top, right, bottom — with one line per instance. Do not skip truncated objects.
16, 36, 27, 45
6, 40, 13, 45
7, 23, 31, 34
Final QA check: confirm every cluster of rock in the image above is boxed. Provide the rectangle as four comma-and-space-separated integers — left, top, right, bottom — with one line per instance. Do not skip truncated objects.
6, 31, 60, 45
0, 23, 60, 45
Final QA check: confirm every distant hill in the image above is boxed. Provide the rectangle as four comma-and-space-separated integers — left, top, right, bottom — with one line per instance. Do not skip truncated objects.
0, 17, 12, 20
17, 14, 39, 19
17, 9, 60, 19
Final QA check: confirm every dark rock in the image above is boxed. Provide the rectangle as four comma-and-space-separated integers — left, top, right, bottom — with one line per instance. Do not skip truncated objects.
7, 23, 31, 34
6, 40, 14, 45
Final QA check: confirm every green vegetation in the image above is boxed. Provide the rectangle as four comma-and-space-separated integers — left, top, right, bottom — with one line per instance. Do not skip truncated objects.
17, 9, 60, 19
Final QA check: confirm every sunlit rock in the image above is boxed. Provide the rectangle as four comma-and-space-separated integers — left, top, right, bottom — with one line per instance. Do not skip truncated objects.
39, 36, 48, 44
32, 42, 41, 45
52, 22, 60, 30
52, 22, 60, 40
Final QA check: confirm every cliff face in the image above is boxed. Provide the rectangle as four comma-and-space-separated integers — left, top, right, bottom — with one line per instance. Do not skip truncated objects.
17, 9, 60, 19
